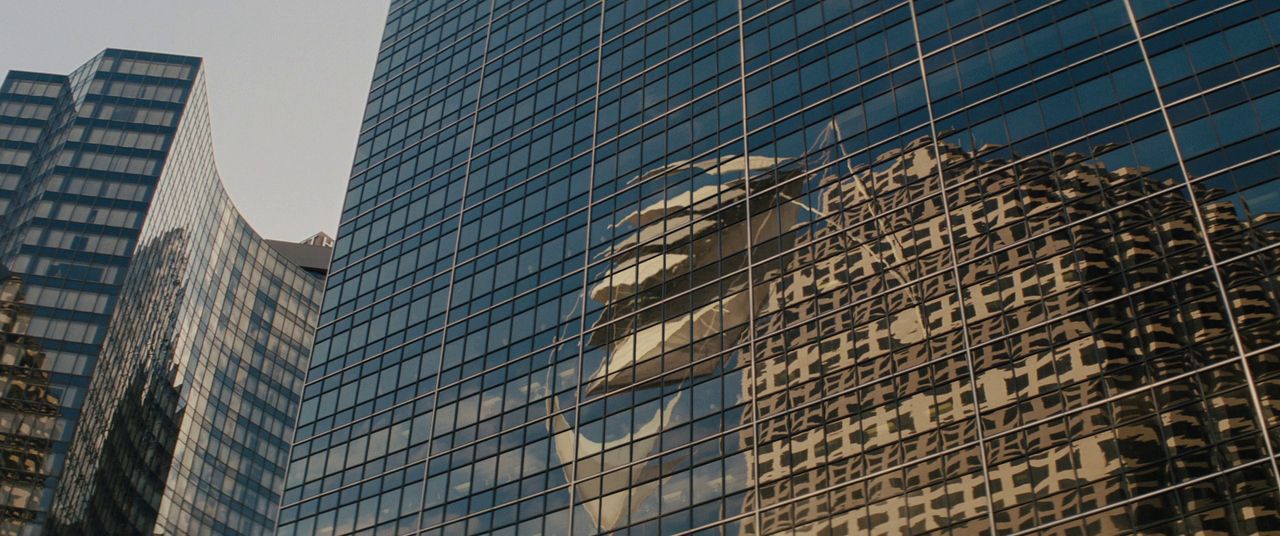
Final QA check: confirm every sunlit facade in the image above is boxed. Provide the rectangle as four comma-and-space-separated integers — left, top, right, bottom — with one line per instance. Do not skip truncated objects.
0, 50, 329, 534
280, 1, 1280, 535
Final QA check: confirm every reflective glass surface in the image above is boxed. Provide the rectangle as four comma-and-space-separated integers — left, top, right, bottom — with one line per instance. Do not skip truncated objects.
0, 270, 61, 534
1, 50, 328, 535
282, 1, 1280, 534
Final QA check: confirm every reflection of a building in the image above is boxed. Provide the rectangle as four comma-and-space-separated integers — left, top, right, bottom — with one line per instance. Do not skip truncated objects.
1, 49, 329, 535
748, 137, 1280, 534
51, 229, 188, 535
569, 155, 802, 531
279, 2, 1280, 534
0, 271, 58, 535
43, 54, 330, 534
579, 133, 1280, 534
0, 51, 204, 532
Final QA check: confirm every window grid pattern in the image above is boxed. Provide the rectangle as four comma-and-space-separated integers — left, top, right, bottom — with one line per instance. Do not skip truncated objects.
2, 50, 329, 536
282, 1, 1280, 535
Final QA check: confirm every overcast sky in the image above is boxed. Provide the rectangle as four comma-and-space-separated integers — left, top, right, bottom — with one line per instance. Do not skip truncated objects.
0, 0, 389, 241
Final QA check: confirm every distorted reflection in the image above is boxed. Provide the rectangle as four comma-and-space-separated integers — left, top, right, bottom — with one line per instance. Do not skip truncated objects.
564, 122, 1280, 534
0, 271, 58, 535
565, 154, 808, 531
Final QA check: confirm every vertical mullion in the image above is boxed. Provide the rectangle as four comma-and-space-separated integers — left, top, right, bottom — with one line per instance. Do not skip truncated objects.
412, 0, 499, 531
732, 0, 767, 533
1121, 0, 1280, 495
566, 1, 609, 533
906, 1, 1001, 533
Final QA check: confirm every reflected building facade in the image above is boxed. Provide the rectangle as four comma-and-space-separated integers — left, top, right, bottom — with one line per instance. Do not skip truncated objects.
280, 1, 1280, 535
0, 269, 60, 534
0, 50, 329, 534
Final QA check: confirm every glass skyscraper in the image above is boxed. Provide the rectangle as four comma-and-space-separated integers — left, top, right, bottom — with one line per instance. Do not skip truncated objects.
0, 50, 330, 534
281, 1, 1280, 534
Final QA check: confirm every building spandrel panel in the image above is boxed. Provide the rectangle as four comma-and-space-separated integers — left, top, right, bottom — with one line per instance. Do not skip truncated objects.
281, 1, 1280, 535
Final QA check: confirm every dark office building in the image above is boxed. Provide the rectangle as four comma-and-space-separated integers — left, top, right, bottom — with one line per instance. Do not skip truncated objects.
0, 50, 330, 534
280, 1, 1280, 535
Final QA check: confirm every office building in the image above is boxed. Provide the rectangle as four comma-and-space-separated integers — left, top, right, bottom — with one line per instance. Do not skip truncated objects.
280, 1, 1280, 535
0, 50, 329, 534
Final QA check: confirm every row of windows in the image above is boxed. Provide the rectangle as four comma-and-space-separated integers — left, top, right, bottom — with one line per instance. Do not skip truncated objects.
1131, 0, 1235, 34
35, 200, 142, 230
915, 0, 1070, 54
359, 30, 485, 164
321, 224, 456, 333
599, 0, 738, 93
488, 0, 596, 63
279, 463, 426, 536
24, 284, 113, 315
344, 130, 469, 250
0, 101, 52, 121
301, 334, 442, 441
26, 316, 102, 346
0, 148, 30, 167
13, 255, 125, 287
3, 80, 61, 98
473, 54, 599, 160
88, 78, 186, 104
310, 260, 584, 426
23, 228, 133, 257
99, 56, 194, 81
47, 174, 151, 203
743, 0, 905, 78
0, 123, 41, 143
57, 149, 160, 176
78, 101, 177, 127
69, 125, 169, 151
598, 33, 741, 146
15, 348, 94, 376
458, 160, 590, 260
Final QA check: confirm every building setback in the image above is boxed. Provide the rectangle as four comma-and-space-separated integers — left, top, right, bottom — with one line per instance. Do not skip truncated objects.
0, 50, 329, 534
280, 1, 1280, 535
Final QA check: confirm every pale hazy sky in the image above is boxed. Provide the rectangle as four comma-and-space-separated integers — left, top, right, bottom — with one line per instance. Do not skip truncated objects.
0, 0, 390, 241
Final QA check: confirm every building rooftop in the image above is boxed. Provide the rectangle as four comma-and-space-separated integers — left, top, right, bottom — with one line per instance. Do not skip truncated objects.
266, 234, 332, 277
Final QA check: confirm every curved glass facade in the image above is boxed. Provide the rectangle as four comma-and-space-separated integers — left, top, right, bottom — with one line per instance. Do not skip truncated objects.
0, 50, 199, 533
282, 1, 1280, 535
1, 50, 328, 534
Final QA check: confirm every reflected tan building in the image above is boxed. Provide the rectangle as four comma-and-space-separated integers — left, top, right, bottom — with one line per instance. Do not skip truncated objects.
1, 50, 329, 534
0, 271, 58, 535
572, 133, 1280, 535
744, 138, 1280, 534
280, 2, 1280, 535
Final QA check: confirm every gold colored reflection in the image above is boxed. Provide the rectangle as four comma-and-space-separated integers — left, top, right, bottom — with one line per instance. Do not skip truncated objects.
564, 125, 1280, 535
0, 273, 58, 536
747, 137, 1280, 535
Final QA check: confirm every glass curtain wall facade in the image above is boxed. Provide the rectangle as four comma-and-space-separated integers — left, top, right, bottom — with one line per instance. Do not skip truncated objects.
0, 50, 329, 535
281, 1, 1280, 535
0, 50, 196, 533
0, 269, 60, 534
